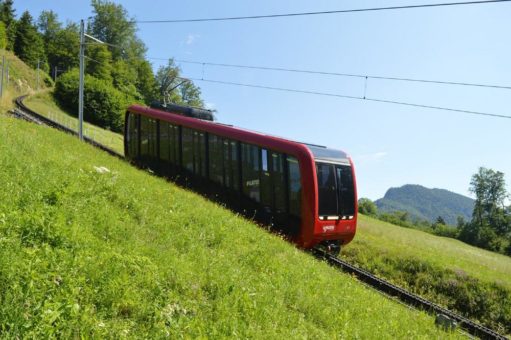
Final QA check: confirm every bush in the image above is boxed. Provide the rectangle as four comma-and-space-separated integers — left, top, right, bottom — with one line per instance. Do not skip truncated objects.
54, 69, 133, 132
358, 198, 378, 216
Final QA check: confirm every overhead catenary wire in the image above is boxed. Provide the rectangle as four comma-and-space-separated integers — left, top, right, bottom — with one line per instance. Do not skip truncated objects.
135, 0, 511, 23
178, 76, 511, 120
145, 57, 511, 91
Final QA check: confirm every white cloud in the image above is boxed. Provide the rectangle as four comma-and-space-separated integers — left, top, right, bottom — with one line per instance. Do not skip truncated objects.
186, 33, 199, 45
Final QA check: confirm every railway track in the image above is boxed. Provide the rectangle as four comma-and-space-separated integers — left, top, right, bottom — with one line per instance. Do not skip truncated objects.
13, 95, 123, 159
14, 95, 508, 340
311, 248, 507, 340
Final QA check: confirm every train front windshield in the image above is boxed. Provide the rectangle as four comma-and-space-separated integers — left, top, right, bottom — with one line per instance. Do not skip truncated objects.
316, 162, 355, 218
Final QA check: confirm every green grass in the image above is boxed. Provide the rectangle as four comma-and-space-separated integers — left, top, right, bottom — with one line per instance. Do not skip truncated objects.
0, 115, 461, 338
23, 92, 124, 155
343, 214, 511, 335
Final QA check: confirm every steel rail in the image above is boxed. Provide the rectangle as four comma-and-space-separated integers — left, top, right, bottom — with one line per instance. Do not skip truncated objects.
14, 94, 507, 340
311, 248, 508, 340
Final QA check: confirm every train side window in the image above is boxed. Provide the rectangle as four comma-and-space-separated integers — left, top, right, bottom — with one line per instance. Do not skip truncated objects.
193, 131, 206, 177
209, 134, 224, 185
287, 157, 301, 217
159, 121, 170, 161
150, 119, 158, 159
223, 140, 231, 188
182, 127, 194, 172
271, 152, 286, 212
241, 143, 260, 202
231, 141, 239, 191
127, 113, 138, 158
260, 149, 272, 207
171, 125, 180, 165
140, 116, 149, 157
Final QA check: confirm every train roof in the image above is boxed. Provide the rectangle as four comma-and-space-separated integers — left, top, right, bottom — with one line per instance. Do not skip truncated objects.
127, 105, 351, 166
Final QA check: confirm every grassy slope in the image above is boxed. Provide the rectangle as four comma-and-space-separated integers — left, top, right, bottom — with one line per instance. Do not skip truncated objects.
0, 115, 459, 338
24, 92, 124, 155
350, 215, 511, 286
343, 215, 511, 334
0, 49, 51, 114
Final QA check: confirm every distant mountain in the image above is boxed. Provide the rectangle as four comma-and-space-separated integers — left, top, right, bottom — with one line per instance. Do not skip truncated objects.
375, 184, 474, 225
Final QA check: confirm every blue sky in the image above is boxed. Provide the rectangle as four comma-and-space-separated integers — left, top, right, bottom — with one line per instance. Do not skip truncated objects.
18, 0, 511, 200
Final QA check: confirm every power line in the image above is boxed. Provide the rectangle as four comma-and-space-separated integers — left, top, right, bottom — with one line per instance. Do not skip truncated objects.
178, 76, 511, 120
135, 0, 511, 23
149, 58, 511, 91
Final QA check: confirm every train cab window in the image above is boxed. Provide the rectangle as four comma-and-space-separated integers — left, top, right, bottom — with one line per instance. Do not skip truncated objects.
127, 113, 138, 158
337, 165, 356, 215
316, 162, 356, 217
241, 143, 260, 202
271, 152, 286, 212
287, 157, 301, 217
316, 163, 338, 216
209, 134, 224, 185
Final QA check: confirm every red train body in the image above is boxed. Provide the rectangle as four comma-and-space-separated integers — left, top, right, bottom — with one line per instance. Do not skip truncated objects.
124, 104, 357, 252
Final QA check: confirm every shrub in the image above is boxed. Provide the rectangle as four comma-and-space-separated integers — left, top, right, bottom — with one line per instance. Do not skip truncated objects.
54, 69, 133, 132
358, 198, 378, 216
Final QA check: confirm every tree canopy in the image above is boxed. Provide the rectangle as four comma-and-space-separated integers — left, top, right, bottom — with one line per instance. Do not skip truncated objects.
14, 11, 47, 71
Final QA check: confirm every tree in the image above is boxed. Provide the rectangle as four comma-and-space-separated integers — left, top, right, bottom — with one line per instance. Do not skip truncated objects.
86, 43, 112, 83
0, 21, 6, 49
14, 11, 47, 71
55, 69, 132, 132
179, 80, 204, 107
135, 59, 158, 103
470, 167, 509, 236
89, 0, 141, 61
459, 167, 511, 253
110, 59, 141, 100
37, 10, 61, 43
0, 0, 16, 50
155, 59, 183, 104
44, 22, 79, 79
358, 198, 378, 216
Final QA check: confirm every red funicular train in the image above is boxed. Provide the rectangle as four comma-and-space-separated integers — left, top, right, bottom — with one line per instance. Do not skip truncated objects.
124, 104, 358, 254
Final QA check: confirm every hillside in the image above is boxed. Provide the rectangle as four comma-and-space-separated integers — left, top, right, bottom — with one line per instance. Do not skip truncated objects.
342, 214, 511, 335
0, 115, 458, 338
375, 184, 474, 225
0, 49, 51, 113
24, 92, 124, 154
